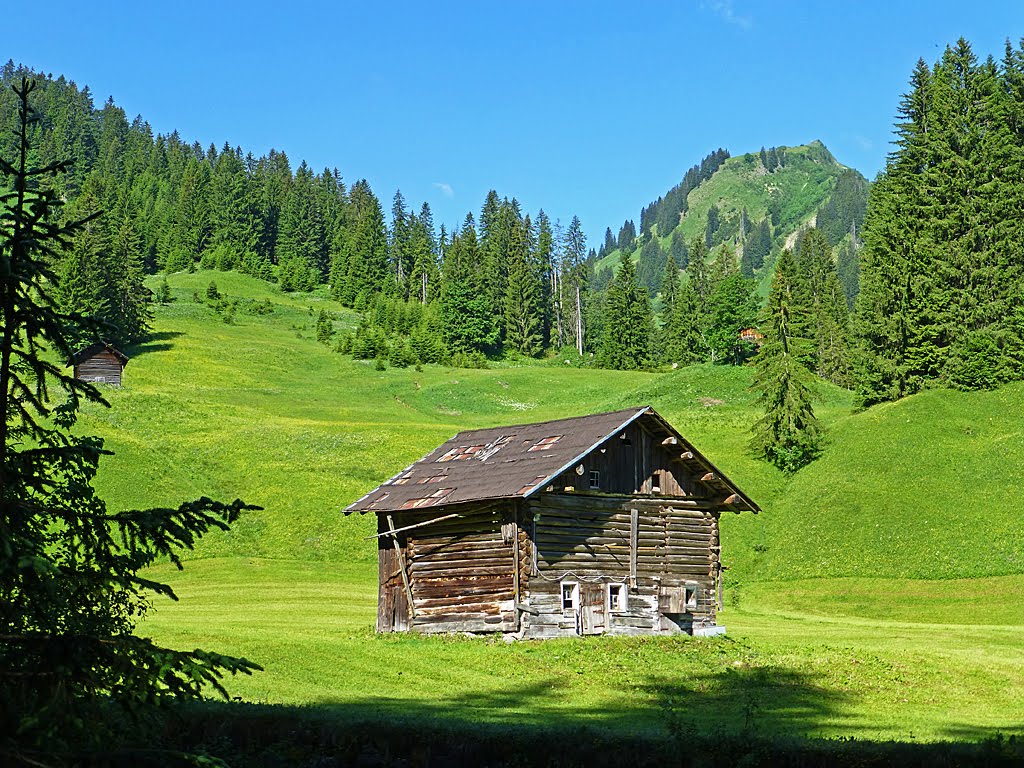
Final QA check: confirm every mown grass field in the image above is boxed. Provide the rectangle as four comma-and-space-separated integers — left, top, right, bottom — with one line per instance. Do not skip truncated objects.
143, 557, 1024, 743
77, 271, 1024, 746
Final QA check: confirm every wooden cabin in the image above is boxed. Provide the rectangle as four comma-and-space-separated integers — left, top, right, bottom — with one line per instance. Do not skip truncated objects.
346, 407, 758, 639
68, 342, 129, 386
739, 328, 765, 345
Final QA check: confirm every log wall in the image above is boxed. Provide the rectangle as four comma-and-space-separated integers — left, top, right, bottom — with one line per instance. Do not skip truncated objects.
74, 352, 124, 385
377, 502, 520, 634
549, 422, 698, 498
522, 493, 719, 639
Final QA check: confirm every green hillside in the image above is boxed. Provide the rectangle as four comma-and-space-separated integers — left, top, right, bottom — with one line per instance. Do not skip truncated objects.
596, 141, 859, 285
85, 270, 1024, 584
72, 271, 1024, 743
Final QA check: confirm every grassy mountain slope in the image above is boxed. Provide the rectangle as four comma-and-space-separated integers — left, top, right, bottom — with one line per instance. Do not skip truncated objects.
596, 141, 857, 281
84, 271, 1024, 585
80, 271, 1024, 742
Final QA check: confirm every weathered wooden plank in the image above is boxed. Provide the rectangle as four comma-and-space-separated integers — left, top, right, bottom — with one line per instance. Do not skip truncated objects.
409, 555, 515, 571
413, 584, 514, 600
386, 514, 416, 619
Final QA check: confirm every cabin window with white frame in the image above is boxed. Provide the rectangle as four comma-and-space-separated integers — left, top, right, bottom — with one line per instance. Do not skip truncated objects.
607, 582, 628, 612
560, 581, 579, 612
588, 470, 600, 490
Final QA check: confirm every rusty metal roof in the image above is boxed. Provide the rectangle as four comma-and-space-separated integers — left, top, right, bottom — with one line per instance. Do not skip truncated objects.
345, 406, 758, 514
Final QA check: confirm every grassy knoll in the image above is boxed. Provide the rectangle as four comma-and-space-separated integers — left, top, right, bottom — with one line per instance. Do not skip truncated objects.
726, 382, 1024, 582
77, 270, 1024, 747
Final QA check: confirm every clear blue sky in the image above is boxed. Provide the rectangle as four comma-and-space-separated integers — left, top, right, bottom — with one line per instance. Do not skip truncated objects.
6, 2, 1024, 246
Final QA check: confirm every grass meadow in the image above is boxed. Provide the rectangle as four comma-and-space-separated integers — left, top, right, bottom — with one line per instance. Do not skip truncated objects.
75, 271, 1023, 753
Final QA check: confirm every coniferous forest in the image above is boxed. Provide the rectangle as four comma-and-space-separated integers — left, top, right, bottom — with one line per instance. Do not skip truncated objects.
6, 37, 1024, 462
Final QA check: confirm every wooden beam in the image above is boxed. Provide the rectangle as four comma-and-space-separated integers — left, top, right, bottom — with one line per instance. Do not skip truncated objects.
701, 472, 718, 482
386, 514, 416, 618
629, 507, 638, 589
724, 493, 741, 506
515, 601, 539, 616
512, 509, 521, 631
365, 512, 462, 539
661, 436, 679, 446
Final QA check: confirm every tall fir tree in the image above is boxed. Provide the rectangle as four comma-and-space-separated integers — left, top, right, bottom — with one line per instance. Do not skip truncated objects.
503, 214, 543, 356
598, 252, 653, 369
750, 247, 822, 471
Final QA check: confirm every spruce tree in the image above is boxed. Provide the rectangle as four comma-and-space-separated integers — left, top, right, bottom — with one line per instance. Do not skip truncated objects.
599, 252, 653, 369
750, 247, 821, 471
0, 78, 259, 763
664, 280, 705, 366
503, 214, 543, 356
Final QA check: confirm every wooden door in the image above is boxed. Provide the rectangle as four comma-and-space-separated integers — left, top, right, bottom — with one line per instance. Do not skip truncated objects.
580, 583, 606, 635
377, 518, 412, 632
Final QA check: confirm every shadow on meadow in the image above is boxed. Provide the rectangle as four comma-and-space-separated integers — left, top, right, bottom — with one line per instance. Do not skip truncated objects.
150, 664, 1022, 767
127, 330, 182, 357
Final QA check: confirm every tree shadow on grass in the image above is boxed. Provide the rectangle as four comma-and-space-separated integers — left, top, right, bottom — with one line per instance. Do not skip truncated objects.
148, 666, 1024, 767
126, 331, 182, 358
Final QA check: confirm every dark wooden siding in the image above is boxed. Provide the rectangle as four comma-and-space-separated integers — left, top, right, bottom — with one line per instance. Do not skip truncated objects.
523, 493, 719, 638
548, 422, 699, 498
378, 502, 520, 634
74, 351, 124, 385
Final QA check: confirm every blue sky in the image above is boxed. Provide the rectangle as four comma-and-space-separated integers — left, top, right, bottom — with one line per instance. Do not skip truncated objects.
6, 2, 1024, 246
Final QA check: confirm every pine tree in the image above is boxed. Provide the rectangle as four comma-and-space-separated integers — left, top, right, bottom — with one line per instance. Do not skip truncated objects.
533, 210, 555, 347
1, 77, 259, 762
750, 247, 821, 472
561, 216, 588, 355
386, 189, 410, 298
664, 280, 706, 366
599, 252, 653, 369
660, 253, 680, 318
503, 214, 543, 356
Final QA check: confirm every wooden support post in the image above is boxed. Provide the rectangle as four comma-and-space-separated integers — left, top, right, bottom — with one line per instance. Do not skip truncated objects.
386, 514, 416, 619
629, 507, 638, 589
512, 509, 521, 631
531, 514, 538, 576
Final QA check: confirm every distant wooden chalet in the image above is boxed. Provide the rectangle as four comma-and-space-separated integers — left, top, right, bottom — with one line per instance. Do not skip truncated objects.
68, 342, 129, 386
739, 327, 764, 345
346, 407, 758, 639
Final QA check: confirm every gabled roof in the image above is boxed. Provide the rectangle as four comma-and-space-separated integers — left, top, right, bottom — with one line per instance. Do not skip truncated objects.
345, 406, 758, 514
68, 342, 129, 367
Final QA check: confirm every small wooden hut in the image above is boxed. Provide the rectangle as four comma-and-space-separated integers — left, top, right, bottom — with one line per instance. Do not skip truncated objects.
346, 407, 758, 638
68, 342, 129, 386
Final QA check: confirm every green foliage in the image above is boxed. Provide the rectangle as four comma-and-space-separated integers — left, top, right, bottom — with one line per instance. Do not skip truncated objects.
598, 252, 653, 369
315, 309, 333, 344
155, 275, 173, 304
945, 330, 1004, 390
0, 79, 259, 764
750, 249, 822, 471
855, 39, 1024, 404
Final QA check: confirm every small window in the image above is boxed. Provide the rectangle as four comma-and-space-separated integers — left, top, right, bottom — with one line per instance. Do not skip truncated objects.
608, 582, 627, 612
589, 470, 601, 490
560, 581, 579, 612
684, 581, 699, 610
